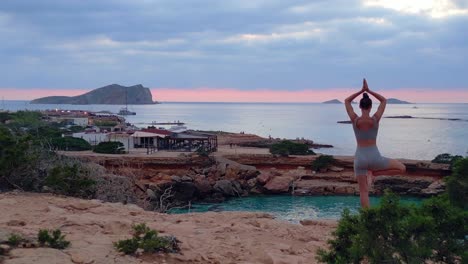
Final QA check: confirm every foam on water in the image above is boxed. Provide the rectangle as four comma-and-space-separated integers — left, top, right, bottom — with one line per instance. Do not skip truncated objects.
169, 195, 423, 222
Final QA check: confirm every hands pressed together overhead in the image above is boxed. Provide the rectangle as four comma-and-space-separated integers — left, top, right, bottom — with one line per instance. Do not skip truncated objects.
361, 78, 369, 93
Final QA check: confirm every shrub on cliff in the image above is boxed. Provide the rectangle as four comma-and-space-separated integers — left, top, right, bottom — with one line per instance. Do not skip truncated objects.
44, 164, 96, 198
432, 153, 463, 168
269, 140, 315, 156
38, 229, 70, 249
317, 158, 468, 264
50, 137, 92, 151
93, 141, 125, 154
445, 157, 468, 209
311, 155, 335, 172
114, 223, 180, 255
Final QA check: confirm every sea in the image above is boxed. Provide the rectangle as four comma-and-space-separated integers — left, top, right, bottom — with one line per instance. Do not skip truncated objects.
2, 100, 468, 160
169, 195, 423, 222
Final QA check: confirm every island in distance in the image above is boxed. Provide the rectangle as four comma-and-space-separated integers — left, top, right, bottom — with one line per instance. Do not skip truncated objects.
323, 98, 411, 104
387, 98, 411, 104
30, 84, 157, 105
322, 99, 342, 104
322, 99, 357, 104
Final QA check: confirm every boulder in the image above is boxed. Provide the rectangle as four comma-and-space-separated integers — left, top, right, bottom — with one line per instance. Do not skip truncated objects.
421, 180, 445, 195
171, 176, 182, 182
257, 172, 272, 185
213, 180, 242, 197
173, 182, 199, 201
194, 178, 213, 195
181, 176, 193, 182
146, 189, 157, 200
264, 177, 293, 193
246, 178, 258, 189
215, 156, 258, 180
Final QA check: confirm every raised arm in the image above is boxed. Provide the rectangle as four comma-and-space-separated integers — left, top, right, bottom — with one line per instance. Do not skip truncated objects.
366, 80, 387, 122
344, 80, 365, 122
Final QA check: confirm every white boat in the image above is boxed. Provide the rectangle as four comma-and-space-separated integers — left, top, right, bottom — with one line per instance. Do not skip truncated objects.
118, 107, 136, 116
118, 88, 136, 115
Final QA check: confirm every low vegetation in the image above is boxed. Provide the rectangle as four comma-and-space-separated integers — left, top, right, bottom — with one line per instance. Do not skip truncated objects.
50, 137, 92, 151
114, 223, 180, 255
45, 164, 96, 198
269, 140, 315, 156
317, 157, 468, 263
7, 234, 24, 247
37, 229, 71, 249
311, 155, 335, 172
432, 153, 463, 169
93, 141, 126, 154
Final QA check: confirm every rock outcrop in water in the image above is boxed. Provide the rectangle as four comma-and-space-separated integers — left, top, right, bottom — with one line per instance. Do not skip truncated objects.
30, 84, 156, 105
322, 99, 342, 104
387, 98, 411, 104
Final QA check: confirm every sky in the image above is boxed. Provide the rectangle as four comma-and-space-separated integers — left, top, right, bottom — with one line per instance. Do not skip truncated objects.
1, 0, 468, 102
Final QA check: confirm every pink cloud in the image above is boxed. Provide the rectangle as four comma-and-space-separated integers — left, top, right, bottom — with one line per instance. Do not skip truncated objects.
151, 88, 468, 103
1, 87, 467, 103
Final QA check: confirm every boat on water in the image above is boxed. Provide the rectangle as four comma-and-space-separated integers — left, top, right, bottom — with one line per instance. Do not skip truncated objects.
118, 107, 136, 116
118, 87, 136, 115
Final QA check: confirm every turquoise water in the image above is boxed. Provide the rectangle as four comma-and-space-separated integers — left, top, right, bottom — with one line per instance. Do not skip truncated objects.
169, 195, 423, 222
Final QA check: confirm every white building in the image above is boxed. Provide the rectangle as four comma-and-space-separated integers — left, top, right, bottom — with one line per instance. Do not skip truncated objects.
72, 132, 108, 146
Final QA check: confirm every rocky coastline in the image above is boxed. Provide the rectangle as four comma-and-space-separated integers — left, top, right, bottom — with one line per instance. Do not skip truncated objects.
68, 151, 450, 212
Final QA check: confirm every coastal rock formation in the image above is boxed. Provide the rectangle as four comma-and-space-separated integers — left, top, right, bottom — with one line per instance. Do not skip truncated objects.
322, 99, 342, 104
0, 192, 334, 263
65, 152, 451, 211
30, 84, 155, 105
387, 98, 411, 104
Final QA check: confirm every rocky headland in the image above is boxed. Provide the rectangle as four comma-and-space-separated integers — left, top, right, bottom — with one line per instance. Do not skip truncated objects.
65, 150, 449, 212
30, 84, 156, 105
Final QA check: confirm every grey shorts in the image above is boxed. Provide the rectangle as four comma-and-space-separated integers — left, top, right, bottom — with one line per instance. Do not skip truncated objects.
354, 146, 390, 177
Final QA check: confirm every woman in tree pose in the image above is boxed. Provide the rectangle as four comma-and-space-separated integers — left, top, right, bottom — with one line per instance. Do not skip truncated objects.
345, 79, 406, 208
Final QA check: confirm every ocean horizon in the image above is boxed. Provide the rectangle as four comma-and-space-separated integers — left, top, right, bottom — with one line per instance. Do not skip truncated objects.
2, 100, 468, 160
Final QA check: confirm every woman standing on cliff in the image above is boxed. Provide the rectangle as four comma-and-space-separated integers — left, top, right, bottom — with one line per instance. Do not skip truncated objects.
344, 79, 406, 208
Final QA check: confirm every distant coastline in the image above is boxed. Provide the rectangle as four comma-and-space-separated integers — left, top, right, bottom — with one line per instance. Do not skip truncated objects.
30, 84, 157, 105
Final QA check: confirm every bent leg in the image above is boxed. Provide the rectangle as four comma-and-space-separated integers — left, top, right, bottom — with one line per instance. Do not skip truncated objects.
357, 175, 370, 208
372, 159, 406, 176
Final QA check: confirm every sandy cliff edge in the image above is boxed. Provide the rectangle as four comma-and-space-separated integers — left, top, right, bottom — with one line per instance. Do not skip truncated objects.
0, 192, 335, 264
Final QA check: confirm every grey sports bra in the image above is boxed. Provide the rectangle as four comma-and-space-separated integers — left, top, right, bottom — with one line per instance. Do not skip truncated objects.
352, 116, 379, 140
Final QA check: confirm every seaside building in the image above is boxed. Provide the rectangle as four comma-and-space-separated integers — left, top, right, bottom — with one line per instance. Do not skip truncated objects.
71, 125, 217, 153
42, 110, 90, 126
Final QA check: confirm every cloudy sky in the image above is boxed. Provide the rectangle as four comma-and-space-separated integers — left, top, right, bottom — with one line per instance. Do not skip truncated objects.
1, 0, 468, 102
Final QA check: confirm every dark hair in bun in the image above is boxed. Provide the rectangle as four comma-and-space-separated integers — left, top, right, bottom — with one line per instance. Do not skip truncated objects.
360, 93, 372, 109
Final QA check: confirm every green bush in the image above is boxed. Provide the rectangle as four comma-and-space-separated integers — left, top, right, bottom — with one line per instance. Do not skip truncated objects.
37, 229, 70, 249
93, 141, 125, 154
432, 153, 463, 168
269, 140, 315, 156
317, 192, 467, 263
44, 164, 96, 198
0, 125, 32, 182
51, 137, 92, 151
317, 156, 468, 264
446, 158, 468, 209
311, 155, 335, 172
7, 234, 24, 247
114, 223, 180, 255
